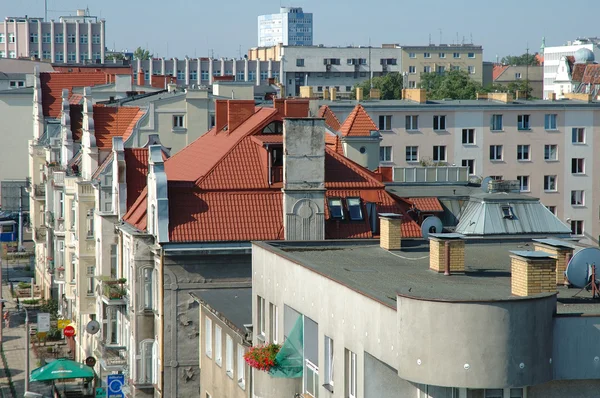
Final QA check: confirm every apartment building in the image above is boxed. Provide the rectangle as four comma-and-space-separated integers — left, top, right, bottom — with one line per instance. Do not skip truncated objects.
322, 89, 600, 246
543, 37, 600, 99
252, 226, 600, 398
493, 64, 543, 99
400, 43, 484, 87
258, 6, 313, 47
1, 9, 105, 63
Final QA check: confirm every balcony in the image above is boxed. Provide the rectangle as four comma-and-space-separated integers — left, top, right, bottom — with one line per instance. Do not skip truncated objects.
33, 184, 46, 200
99, 278, 127, 305
34, 227, 47, 242
55, 267, 65, 282
53, 171, 65, 186
94, 341, 127, 370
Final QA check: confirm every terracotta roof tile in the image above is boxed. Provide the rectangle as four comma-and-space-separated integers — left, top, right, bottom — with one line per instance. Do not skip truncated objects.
41, 72, 108, 118
251, 135, 284, 145
492, 64, 509, 81
409, 197, 444, 213
325, 131, 344, 155
69, 94, 83, 105
339, 104, 378, 137
122, 187, 148, 231
580, 64, 600, 85
571, 64, 586, 82
318, 105, 342, 131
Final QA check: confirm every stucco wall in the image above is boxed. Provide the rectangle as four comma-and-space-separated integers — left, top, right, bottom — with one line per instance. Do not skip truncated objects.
552, 316, 600, 380
0, 92, 34, 181
364, 352, 416, 398
528, 379, 600, 398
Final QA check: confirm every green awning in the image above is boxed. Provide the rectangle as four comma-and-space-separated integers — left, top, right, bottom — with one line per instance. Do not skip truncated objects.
30, 358, 95, 382
269, 315, 303, 378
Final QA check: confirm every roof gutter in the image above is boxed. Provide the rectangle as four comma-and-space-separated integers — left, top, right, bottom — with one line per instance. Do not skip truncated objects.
162, 241, 252, 256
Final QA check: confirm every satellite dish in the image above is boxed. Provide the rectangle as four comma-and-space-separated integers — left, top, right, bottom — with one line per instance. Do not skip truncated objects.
481, 176, 493, 192
86, 320, 100, 335
421, 216, 443, 239
565, 248, 600, 288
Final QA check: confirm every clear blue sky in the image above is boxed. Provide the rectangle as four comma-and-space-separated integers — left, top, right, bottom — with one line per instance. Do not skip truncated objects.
3, 0, 599, 61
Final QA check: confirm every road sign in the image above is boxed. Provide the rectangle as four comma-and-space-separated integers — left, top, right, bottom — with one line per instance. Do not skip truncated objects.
63, 325, 75, 337
37, 313, 50, 333
95, 387, 106, 397
58, 319, 71, 329
86, 356, 97, 367
107, 374, 125, 398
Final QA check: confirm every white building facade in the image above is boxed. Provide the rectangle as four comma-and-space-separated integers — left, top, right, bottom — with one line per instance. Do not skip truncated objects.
258, 7, 313, 47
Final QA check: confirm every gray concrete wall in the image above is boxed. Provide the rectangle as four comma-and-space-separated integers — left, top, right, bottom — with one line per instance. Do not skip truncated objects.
364, 352, 416, 398
343, 138, 380, 171
162, 253, 251, 398
397, 295, 556, 389
552, 316, 600, 380
528, 379, 600, 398
0, 92, 34, 182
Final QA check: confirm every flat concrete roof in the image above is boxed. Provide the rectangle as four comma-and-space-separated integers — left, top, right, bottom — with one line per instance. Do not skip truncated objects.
255, 239, 600, 315
321, 98, 600, 107
195, 288, 252, 332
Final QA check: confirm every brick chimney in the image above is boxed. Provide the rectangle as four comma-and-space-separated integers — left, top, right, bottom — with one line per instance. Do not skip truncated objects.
369, 88, 381, 100
227, 100, 255, 132
533, 239, 575, 285
284, 99, 310, 118
329, 87, 337, 101
379, 214, 402, 250
323, 88, 330, 100
429, 234, 465, 274
510, 251, 557, 296
137, 68, 145, 86
300, 86, 314, 98
274, 98, 285, 115
356, 87, 364, 101
215, 100, 228, 132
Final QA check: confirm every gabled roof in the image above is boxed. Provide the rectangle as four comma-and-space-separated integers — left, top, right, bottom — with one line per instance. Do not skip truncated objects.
123, 101, 421, 242
571, 64, 587, 82
339, 104, 378, 137
492, 64, 509, 81
40, 72, 108, 118
124, 148, 168, 210
580, 64, 600, 85
318, 105, 342, 132
409, 197, 444, 213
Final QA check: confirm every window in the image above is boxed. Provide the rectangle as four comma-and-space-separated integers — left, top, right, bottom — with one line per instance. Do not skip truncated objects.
379, 115, 392, 130
485, 390, 503, 398
452, 65, 460, 71
92, 52, 101, 60
0, 34, 3, 43
8, 51, 15, 59
177, 70, 185, 80
345, 86, 351, 92
433, 115, 446, 131
140, 340, 155, 384
546, 205, 556, 215
453, 52, 460, 58
380, 58, 397, 65
260, 70, 268, 81
406, 146, 419, 162
92, 34, 101, 44
58, 192, 65, 219
0, 51, 4, 58
55, 33, 63, 43
468, 66, 475, 74
489, 145, 503, 161
257, 296, 266, 337
68, 52, 76, 62
408, 81, 416, 88
462, 129, 475, 144
572, 128, 585, 143
380, 146, 392, 162
491, 114, 503, 131
409, 52, 416, 58
468, 52, 475, 58
423, 65, 431, 73
501, 206, 514, 219
544, 144, 557, 160
517, 114, 530, 130
328, 198, 344, 219
190, 70, 197, 81
545, 114, 557, 130
42, 33, 51, 43
30, 33, 38, 43
202, 70, 210, 80
324, 336, 334, 388
517, 145, 530, 161
572, 158, 585, 174
215, 325, 222, 366
56, 52, 64, 62
571, 190, 585, 206
269, 303, 278, 344
408, 65, 416, 73
226, 335, 234, 376
248, 71, 256, 81
305, 359, 318, 397
237, 344, 245, 388
462, 159, 475, 174
515, 72, 522, 79
424, 52, 431, 58
80, 34, 88, 44
8, 33, 15, 43
510, 388, 524, 398
80, 52, 88, 62
491, 176, 503, 180
42, 50, 51, 60
439, 52, 446, 58
406, 115, 418, 130
173, 115, 184, 128
571, 220, 584, 235
296, 59, 305, 67
70, 200, 76, 230
205, 317, 213, 358
544, 175, 557, 191
87, 276, 94, 295
437, 65, 445, 74
71, 257, 76, 283
143, 268, 153, 310
347, 350, 357, 398
347, 197, 363, 221
67, 34, 76, 44
517, 175, 529, 192
433, 146, 446, 162
86, 209, 94, 238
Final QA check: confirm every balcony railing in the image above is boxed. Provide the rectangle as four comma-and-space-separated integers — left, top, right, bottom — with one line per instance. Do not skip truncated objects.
53, 171, 65, 186
95, 341, 127, 368
99, 278, 127, 305
33, 184, 46, 199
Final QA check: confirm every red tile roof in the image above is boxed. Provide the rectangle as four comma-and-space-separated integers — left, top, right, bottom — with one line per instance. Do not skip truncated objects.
571, 64, 586, 82
535, 53, 544, 64
580, 64, 600, 85
339, 104, 378, 137
492, 64, 509, 81
325, 131, 344, 155
40, 72, 108, 118
69, 94, 83, 105
123, 100, 420, 242
124, 148, 168, 210
318, 105, 342, 132
409, 197, 444, 213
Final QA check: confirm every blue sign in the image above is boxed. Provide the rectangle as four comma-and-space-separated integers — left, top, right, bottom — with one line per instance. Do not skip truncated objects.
107, 374, 125, 398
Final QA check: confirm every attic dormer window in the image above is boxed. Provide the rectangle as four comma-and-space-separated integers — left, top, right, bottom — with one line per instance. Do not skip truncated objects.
347, 197, 363, 221
501, 205, 514, 219
263, 121, 283, 134
328, 198, 344, 220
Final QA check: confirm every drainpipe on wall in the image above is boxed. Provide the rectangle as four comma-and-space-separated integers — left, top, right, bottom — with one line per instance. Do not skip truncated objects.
444, 240, 451, 276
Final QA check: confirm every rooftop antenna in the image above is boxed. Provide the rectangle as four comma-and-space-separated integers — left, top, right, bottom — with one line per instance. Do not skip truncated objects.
428, 33, 432, 45
470, 33, 473, 44
44, 0, 47, 21
456, 32, 459, 45
462, 36, 465, 45
525, 43, 529, 100
438, 28, 442, 45
369, 37, 372, 89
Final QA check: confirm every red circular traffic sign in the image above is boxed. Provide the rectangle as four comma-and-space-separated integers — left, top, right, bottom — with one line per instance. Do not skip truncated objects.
63, 326, 75, 337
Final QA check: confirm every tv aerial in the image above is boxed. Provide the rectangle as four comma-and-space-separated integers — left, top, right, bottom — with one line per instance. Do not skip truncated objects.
566, 248, 600, 299
86, 320, 100, 335
421, 216, 443, 240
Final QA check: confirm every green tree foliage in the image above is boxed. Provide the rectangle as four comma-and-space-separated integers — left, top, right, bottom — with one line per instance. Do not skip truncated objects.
106, 53, 125, 61
419, 70, 483, 100
486, 81, 535, 99
133, 47, 153, 60
500, 53, 539, 66
352, 72, 403, 100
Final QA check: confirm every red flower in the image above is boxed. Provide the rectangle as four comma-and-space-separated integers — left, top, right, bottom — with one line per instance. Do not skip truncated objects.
243, 343, 281, 372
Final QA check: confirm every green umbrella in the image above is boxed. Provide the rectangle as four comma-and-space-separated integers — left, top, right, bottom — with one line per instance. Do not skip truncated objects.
30, 358, 95, 382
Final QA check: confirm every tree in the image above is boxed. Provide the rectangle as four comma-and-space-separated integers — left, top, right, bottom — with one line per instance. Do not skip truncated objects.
352, 72, 403, 100
419, 70, 483, 100
105, 53, 125, 61
500, 53, 539, 66
133, 47, 153, 61
486, 80, 534, 99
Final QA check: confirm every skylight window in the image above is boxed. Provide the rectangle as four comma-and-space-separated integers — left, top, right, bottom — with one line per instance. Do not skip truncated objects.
347, 197, 363, 221
501, 205, 514, 219
328, 198, 344, 220
263, 121, 283, 134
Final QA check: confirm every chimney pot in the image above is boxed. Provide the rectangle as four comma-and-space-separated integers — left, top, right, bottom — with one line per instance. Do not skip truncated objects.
510, 251, 557, 296
428, 234, 465, 273
379, 213, 402, 250
533, 240, 575, 286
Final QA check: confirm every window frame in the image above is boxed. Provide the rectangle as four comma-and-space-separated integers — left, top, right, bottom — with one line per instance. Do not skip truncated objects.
433, 145, 446, 162
205, 317, 213, 358
226, 334, 234, 377
378, 115, 392, 131
491, 114, 503, 131
517, 175, 530, 192
237, 344, 246, 389
544, 175, 557, 192
269, 303, 278, 344
517, 114, 531, 130
405, 115, 419, 131
544, 114, 557, 130
571, 190, 585, 206
328, 198, 345, 220
571, 158, 585, 174
379, 146, 392, 162
544, 144, 558, 161
433, 115, 446, 131
406, 146, 419, 162
461, 128, 475, 145
461, 159, 475, 175
346, 197, 363, 221
517, 145, 530, 161
347, 350, 357, 398
214, 325, 222, 367
324, 336, 334, 388
571, 220, 584, 236
489, 145, 503, 161
296, 58, 305, 67
257, 296, 266, 338
173, 115, 185, 129
572, 127, 585, 144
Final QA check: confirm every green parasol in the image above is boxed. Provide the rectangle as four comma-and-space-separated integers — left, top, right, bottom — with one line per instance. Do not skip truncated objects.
30, 358, 95, 382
